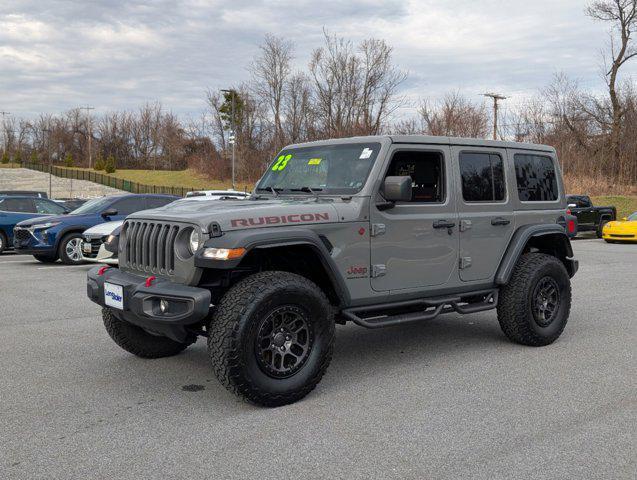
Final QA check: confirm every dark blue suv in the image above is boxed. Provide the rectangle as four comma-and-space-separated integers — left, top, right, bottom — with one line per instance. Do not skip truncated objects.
0, 196, 69, 253
13, 194, 178, 264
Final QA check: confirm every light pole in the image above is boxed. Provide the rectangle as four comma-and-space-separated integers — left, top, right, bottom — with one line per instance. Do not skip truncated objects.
221, 89, 236, 189
0, 111, 10, 158
43, 128, 52, 198
482, 93, 507, 140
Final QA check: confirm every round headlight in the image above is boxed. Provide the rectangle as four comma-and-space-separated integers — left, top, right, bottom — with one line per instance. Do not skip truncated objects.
189, 229, 200, 253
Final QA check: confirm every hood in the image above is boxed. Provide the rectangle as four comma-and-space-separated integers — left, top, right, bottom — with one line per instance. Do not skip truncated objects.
83, 220, 124, 236
127, 197, 341, 233
15, 213, 97, 228
605, 220, 637, 233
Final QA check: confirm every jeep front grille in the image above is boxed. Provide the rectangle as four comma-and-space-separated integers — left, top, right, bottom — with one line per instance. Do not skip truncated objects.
123, 220, 180, 275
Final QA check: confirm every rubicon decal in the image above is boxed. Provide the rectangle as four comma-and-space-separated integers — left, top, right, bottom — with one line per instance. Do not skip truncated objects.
231, 212, 330, 228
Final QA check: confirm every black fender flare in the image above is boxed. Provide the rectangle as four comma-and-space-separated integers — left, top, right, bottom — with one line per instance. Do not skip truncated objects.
495, 224, 577, 285
195, 227, 350, 306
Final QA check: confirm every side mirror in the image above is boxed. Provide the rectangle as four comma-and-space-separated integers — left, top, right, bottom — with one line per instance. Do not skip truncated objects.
383, 176, 412, 202
101, 208, 118, 218
567, 203, 577, 208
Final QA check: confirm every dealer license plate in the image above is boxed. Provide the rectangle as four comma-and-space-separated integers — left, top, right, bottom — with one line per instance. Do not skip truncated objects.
104, 282, 124, 310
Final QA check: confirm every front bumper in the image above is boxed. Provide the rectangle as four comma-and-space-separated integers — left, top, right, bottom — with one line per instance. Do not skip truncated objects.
87, 267, 211, 342
13, 227, 54, 254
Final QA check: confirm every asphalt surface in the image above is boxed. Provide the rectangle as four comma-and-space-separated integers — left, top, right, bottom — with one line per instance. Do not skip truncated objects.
1, 238, 635, 480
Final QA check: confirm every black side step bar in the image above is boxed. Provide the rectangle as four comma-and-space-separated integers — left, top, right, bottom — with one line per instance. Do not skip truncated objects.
341, 289, 498, 329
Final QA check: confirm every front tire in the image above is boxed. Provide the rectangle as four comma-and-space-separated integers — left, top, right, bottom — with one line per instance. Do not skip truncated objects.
58, 233, 85, 265
208, 271, 335, 407
596, 220, 609, 238
497, 253, 571, 347
102, 308, 193, 358
0, 231, 7, 253
33, 254, 57, 263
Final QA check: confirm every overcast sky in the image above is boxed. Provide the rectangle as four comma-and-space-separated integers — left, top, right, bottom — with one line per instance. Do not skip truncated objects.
1, 0, 636, 121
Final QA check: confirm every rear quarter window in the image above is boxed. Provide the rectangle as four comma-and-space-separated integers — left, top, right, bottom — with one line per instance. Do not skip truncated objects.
514, 154, 558, 202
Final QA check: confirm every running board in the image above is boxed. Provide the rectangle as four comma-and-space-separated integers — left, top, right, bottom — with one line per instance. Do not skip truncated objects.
341, 289, 498, 329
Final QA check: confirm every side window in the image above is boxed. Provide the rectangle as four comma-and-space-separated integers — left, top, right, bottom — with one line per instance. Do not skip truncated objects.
459, 152, 505, 202
111, 197, 146, 215
145, 197, 175, 209
0, 198, 35, 213
35, 199, 66, 214
385, 151, 444, 203
514, 154, 559, 202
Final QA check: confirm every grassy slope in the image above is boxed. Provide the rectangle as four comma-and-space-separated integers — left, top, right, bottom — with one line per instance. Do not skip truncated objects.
592, 196, 637, 219
69, 168, 254, 192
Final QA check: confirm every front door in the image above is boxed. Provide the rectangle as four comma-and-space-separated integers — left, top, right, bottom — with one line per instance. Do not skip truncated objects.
454, 147, 515, 282
370, 146, 458, 292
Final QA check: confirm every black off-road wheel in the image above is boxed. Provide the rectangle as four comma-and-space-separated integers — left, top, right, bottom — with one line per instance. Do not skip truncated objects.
497, 253, 571, 347
58, 232, 86, 265
208, 271, 335, 407
102, 308, 193, 358
0, 231, 7, 253
33, 254, 57, 263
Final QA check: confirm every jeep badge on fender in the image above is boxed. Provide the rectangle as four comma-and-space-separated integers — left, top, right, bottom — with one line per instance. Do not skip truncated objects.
87, 135, 578, 407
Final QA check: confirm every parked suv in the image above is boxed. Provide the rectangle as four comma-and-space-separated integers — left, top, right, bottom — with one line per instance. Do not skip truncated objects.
87, 136, 578, 406
0, 196, 68, 253
14, 194, 178, 264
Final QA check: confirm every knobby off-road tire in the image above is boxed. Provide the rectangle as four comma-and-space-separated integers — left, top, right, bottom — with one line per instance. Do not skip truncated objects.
58, 232, 85, 265
497, 253, 571, 347
102, 308, 193, 358
208, 271, 335, 407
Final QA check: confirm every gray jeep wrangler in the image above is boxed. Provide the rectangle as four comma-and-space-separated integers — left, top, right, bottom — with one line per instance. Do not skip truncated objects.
87, 136, 578, 406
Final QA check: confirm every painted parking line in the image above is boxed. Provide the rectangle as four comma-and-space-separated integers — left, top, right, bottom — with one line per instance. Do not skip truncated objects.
37, 265, 93, 270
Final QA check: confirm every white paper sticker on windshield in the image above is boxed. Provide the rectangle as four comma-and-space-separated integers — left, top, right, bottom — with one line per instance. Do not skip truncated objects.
359, 148, 373, 159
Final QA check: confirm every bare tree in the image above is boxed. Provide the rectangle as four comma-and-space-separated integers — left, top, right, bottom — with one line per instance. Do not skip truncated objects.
250, 34, 293, 149
419, 92, 489, 138
586, 0, 637, 167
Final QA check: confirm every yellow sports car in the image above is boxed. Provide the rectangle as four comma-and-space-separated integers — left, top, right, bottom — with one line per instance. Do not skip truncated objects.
602, 212, 637, 243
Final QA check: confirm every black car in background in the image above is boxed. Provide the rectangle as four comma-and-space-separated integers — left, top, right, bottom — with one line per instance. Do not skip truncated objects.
566, 195, 617, 238
0, 190, 48, 198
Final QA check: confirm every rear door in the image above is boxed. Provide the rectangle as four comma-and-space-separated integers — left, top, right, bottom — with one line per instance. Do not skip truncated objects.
370, 145, 458, 291
454, 147, 514, 282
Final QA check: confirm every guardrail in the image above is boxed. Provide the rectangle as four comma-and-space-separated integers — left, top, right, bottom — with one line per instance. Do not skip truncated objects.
21, 163, 197, 197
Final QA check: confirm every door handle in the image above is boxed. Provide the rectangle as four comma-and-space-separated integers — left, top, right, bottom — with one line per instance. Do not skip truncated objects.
491, 217, 511, 226
433, 219, 456, 229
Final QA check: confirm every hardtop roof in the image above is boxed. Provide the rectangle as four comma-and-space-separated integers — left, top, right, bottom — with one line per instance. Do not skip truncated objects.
286, 135, 556, 153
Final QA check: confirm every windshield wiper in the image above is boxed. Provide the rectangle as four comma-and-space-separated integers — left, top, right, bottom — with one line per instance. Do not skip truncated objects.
255, 186, 282, 197
290, 186, 323, 200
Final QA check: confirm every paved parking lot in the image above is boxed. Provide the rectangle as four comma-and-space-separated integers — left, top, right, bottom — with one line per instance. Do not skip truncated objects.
1, 238, 635, 479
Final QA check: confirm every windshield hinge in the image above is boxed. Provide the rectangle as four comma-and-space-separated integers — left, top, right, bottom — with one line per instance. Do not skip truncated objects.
371, 223, 386, 237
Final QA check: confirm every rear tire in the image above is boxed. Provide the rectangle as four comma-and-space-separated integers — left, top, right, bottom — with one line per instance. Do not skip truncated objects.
0, 231, 7, 253
58, 233, 85, 265
497, 253, 571, 347
102, 308, 193, 358
208, 271, 335, 407
33, 254, 57, 263
597, 219, 609, 238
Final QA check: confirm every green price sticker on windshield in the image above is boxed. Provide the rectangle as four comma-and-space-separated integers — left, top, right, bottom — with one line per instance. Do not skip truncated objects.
272, 154, 292, 171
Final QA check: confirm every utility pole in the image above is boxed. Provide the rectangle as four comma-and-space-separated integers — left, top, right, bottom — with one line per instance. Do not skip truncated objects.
79, 105, 95, 168
221, 89, 236, 190
0, 111, 10, 156
43, 128, 52, 198
482, 93, 507, 140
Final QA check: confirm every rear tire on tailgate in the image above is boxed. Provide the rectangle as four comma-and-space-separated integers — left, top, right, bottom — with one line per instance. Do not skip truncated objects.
208, 271, 335, 407
102, 308, 194, 358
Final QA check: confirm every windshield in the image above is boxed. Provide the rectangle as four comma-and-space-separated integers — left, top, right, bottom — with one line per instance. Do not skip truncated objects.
628, 213, 637, 221
256, 143, 381, 195
70, 196, 113, 215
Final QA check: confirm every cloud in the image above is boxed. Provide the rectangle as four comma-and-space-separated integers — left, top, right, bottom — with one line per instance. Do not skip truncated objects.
0, 0, 635, 120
